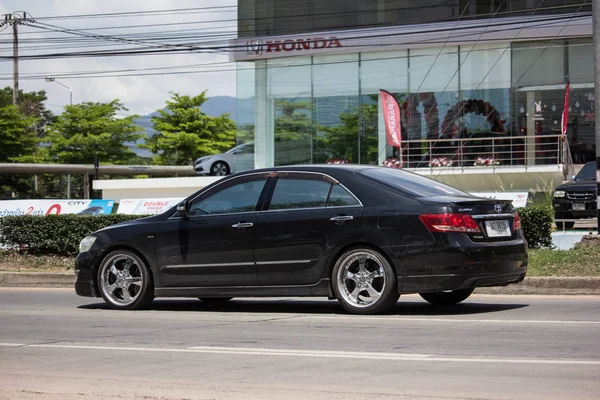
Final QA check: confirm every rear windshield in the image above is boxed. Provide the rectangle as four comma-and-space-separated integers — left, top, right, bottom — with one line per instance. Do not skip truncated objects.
575, 162, 596, 181
358, 168, 471, 198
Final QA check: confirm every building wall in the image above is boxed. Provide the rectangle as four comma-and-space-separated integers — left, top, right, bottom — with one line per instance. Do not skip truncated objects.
236, 37, 595, 169
238, 0, 591, 38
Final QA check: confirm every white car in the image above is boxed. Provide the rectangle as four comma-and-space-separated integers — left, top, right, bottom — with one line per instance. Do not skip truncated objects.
193, 142, 255, 176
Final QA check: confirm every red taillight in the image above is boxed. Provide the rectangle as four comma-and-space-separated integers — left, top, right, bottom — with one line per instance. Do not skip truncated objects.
419, 213, 481, 233
513, 211, 521, 231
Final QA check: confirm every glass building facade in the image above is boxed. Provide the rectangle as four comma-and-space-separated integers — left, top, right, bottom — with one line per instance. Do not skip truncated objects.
234, 2, 594, 169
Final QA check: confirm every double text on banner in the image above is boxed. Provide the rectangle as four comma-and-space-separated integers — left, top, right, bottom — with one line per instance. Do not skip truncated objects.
380, 89, 402, 147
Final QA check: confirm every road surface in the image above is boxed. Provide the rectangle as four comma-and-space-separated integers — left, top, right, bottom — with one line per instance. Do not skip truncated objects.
0, 288, 599, 399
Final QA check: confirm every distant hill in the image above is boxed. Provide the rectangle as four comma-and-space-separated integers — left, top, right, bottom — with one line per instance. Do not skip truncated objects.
131, 95, 246, 158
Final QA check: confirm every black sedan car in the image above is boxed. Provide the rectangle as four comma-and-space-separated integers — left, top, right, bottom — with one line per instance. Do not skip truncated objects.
75, 165, 527, 315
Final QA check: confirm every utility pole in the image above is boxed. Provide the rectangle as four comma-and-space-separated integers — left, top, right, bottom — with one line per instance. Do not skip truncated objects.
595, 0, 600, 233
0, 12, 35, 104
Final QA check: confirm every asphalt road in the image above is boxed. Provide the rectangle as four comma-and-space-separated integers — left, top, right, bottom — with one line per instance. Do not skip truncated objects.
0, 289, 599, 400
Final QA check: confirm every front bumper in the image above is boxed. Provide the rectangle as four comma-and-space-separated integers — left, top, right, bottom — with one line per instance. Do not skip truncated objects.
74, 251, 100, 298
194, 159, 212, 175
552, 198, 597, 219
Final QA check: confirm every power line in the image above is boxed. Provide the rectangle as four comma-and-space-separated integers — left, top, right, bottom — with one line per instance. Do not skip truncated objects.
0, 2, 589, 41
0, 12, 589, 64
0, 12, 36, 104
0, 40, 589, 83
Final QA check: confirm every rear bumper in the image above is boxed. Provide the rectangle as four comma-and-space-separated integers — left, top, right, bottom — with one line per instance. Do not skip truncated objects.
397, 269, 526, 294
389, 234, 528, 294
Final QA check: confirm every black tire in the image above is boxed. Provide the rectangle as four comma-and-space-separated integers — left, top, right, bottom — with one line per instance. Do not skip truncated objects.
419, 288, 474, 306
210, 161, 230, 176
331, 247, 399, 315
558, 221, 575, 230
198, 297, 233, 304
97, 250, 154, 310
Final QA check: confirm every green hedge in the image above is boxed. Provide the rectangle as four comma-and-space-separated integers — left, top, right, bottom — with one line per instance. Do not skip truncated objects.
517, 205, 553, 249
0, 206, 554, 257
0, 215, 145, 256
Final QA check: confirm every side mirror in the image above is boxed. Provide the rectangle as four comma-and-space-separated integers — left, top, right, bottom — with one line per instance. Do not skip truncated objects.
176, 201, 188, 218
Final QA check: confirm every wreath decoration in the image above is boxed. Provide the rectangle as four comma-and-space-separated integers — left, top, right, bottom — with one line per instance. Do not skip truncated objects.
441, 99, 506, 137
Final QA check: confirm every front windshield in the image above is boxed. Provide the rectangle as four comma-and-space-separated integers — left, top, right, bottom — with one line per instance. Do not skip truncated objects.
575, 163, 596, 181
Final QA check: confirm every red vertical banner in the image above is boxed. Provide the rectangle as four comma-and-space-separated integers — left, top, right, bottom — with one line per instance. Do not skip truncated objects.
380, 89, 402, 147
561, 81, 571, 139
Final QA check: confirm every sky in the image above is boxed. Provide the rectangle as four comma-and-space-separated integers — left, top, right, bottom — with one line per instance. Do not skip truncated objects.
0, 0, 237, 116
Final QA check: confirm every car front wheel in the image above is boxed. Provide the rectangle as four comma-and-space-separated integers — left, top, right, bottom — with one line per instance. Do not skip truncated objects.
97, 250, 154, 310
210, 161, 230, 176
331, 247, 399, 315
419, 288, 474, 306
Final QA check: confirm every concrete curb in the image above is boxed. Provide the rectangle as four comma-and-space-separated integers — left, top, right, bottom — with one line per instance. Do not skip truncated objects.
0, 272, 75, 288
0, 272, 598, 295
475, 277, 600, 296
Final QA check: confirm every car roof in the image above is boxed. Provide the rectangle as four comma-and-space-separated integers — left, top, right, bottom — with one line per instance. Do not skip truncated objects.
242, 164, 378, 174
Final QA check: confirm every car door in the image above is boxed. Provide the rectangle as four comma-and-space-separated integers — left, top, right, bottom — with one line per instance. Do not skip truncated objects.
156, 173, 269, 288
232, 143, 254, 173
253, 172, 363, 286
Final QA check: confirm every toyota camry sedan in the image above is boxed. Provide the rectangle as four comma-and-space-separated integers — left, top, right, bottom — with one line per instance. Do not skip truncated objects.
75, 165, 527, 314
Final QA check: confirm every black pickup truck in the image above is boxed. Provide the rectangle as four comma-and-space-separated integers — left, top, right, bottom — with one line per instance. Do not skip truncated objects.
552, 162, 597, 230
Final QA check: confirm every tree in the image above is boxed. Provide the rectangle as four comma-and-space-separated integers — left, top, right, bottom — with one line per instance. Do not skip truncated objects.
320, 93, 408, 164
142, 91, 236, 165
44, 100, 144, 165
272, 99, 314, 165
0, 105, 39, 197
0, 87, 55, 136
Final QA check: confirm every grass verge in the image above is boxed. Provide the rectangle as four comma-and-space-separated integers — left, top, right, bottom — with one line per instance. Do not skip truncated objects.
527, 245, 600, 276
0, 252, 73, 273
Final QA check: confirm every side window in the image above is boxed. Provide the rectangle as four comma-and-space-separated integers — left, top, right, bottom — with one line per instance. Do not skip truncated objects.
269, 178, 332, 210
328, 184, 360, 207
188, 178, 266, 216
239, 144, 254, 154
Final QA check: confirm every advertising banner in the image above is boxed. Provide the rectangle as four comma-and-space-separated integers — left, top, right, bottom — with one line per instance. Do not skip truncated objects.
0, 199, 115, 217
380, 89, 402, 147
470, 192, 529, 209
561, 81, 571, 138
117, 198, 184, 215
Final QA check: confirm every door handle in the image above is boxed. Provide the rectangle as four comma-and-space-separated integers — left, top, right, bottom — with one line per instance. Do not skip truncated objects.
330, 215, 353, 223
232, 222, 254, 229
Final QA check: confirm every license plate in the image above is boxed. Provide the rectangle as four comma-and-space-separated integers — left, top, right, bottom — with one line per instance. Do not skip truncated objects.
572, 203, 586, 211
485, 220, 511, 238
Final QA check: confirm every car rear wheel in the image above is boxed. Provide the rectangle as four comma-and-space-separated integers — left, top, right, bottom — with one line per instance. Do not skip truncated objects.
198, 297, 233, 304
332, 247, 399, 315
97, 250, 154, 310
419, 288, 474, 306
210, 161, 230, 176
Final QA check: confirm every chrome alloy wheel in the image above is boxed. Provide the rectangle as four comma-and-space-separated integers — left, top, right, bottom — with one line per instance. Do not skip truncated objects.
212, 162, 228, 176
99, 254, 144, 307
336, 251, 386, 308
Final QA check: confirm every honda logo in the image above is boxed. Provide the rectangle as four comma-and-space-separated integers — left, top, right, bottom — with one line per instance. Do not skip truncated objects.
246, 40, 264, 56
